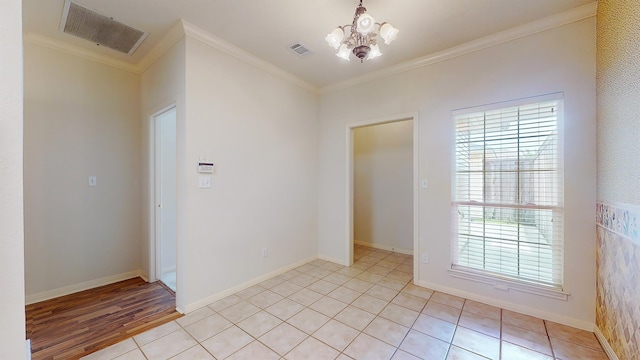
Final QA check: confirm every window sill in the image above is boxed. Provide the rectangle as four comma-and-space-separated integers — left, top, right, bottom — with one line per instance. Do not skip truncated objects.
447, 268, 570, 301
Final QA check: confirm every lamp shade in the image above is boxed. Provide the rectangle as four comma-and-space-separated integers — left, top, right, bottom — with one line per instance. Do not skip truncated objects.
356, 13, 375, 35
325, 27, 344, 49
336, 44, 351, 61
366, 44, 382, 60
380, 23, 399, 45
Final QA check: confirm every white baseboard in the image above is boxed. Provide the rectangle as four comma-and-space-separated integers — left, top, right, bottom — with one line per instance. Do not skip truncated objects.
175, 305, 187, 314
25, 339, 31, 360
25, 270, 143, 305
354, 240, 413, 255
318, 254, 348, 266
594, 326, 620, 360
182, 256, 318, 313
416, 279, 595, 332
139, 273, 150, 283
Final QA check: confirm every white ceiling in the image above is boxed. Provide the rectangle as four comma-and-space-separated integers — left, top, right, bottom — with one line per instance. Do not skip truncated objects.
22, 0, 594, 89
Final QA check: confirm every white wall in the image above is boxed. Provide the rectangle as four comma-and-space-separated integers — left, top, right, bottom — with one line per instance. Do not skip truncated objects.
23, 43, 142, 299
318, 18, 596, 327
354, 120, 413, 252
141, 38, 186, 306
0, 0, 26, 357
181, 35, 319, 309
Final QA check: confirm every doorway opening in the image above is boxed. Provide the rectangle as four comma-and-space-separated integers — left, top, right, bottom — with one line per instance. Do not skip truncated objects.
154, 106, 177, 292
347, 114, 419, 281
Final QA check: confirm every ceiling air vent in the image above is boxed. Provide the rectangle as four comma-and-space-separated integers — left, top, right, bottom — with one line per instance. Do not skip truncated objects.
59, 0, 147, 55
288, 43, 313, 57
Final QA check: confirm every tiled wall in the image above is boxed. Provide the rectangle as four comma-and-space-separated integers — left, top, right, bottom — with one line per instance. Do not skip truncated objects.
596, 203, 640, 246
596, 202, 640, 360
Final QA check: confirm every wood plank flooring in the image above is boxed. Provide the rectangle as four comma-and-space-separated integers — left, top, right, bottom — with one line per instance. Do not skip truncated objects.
26, 277, 182, 360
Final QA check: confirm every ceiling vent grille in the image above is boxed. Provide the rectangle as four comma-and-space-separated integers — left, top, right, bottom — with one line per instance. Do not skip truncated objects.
288, 43, 313, 57
60, 0, 147, 55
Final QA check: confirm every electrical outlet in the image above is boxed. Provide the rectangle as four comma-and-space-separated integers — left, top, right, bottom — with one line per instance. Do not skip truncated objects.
261, 247, 268, 258
422, 253, 429, 264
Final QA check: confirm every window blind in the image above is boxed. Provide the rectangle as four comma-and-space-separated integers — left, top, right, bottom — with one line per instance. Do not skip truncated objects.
452, 97, 564, 289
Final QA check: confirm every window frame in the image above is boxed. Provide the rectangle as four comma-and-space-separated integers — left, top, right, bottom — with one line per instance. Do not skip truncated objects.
449, 93, 568, 300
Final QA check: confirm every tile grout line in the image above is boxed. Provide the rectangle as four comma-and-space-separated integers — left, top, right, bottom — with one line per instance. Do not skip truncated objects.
99, 246, 605, 360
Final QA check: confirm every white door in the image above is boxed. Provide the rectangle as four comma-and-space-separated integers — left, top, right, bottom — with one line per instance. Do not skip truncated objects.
155, 107, 177, 291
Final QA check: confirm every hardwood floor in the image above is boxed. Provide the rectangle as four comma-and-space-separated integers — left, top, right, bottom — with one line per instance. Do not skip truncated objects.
26, 277, 182, 360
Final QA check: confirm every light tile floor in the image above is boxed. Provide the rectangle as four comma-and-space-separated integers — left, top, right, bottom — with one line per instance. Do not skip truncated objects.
82, 245, 607, 360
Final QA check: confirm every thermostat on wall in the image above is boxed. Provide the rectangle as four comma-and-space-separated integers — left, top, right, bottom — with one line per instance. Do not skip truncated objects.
197, 162, 214, 173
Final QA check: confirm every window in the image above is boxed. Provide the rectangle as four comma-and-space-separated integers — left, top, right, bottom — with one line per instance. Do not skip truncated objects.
452, 95, 563, 290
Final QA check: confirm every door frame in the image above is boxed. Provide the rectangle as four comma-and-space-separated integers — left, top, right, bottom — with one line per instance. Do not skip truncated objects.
345, 112, 420, 281
148, 103, 177, 285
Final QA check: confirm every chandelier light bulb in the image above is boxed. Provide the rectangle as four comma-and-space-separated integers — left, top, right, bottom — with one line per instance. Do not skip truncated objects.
367, 44, 382, 60
325, 27, 344, 50
336, 44, 351, 61
356, 13, 375, 35
379, 23, 399, 45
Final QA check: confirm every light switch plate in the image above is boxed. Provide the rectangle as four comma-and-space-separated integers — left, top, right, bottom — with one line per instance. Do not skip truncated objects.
199, 176, 211, 189
420, 178, 428, 189
88, 176, 97, 187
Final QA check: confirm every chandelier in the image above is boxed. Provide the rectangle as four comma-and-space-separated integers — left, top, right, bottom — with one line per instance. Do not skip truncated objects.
325, 0, 399, 62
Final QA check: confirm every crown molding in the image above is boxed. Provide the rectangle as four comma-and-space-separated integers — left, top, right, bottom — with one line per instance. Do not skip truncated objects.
136, 20, 186, 73
23, 1, 596, 94
320, 1, 598, 94
181, 20, 319, 95
24, 22, 187, 75
23, 32, 140, 74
